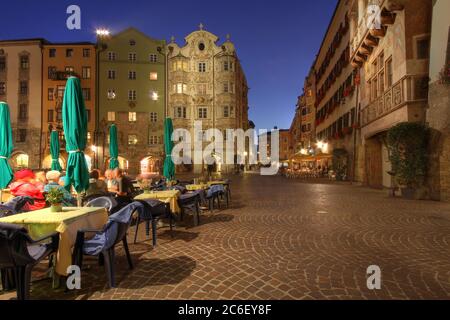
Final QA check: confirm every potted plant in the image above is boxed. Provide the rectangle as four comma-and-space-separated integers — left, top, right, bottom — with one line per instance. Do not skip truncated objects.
332, 149, 348, 181
387, 122, 429, 200
138, 178, 152, 193
45, 188, 65, 212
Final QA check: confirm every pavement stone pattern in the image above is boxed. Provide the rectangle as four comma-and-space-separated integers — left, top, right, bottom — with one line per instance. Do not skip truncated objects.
2, 174, 450, 300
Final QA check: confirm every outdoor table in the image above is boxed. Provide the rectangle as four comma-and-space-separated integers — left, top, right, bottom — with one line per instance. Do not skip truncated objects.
134, 190, 181, 214
207, 180, 228, 186
186, 184, 209, 191
0, 206, 108, 276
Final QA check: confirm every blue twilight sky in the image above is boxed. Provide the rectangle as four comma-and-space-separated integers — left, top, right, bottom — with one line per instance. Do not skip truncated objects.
0, 0, 337, 130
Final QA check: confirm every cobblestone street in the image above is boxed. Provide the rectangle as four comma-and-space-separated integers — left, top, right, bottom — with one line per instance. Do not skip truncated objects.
2, 174, 450, 300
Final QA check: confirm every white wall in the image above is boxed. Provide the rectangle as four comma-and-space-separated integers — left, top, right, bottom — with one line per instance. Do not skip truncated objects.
429, 0, 450, 82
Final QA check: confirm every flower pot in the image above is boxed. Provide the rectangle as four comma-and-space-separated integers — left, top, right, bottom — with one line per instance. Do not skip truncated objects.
50, 204, 63, 213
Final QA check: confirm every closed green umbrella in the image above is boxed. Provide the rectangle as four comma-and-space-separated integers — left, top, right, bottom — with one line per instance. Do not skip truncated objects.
109, 124, 119, 170
62, 77, 90, 200
163, 118, 175, 181
50, 130, 62, 171
0, 102, 14, 198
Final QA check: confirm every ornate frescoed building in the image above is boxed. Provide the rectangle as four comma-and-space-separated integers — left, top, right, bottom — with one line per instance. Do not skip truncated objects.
167, 24, 249, 174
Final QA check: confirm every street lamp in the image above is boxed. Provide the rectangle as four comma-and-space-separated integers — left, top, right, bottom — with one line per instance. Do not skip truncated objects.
96, 29, 110, 36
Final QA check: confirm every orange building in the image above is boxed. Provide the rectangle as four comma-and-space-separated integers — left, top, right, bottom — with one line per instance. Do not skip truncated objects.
41, 42, 96, 170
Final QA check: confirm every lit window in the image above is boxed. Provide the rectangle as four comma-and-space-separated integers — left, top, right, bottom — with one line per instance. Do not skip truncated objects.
82, 67, 91, 79
150, 91, 159, 101
107, 89, 116, 100
20, 55, 29, 69
149, 72, 158, 80
107, 112, 116, 122
128, 112, 137, 122
128, 135, 138, 145
175, 83, 187, 94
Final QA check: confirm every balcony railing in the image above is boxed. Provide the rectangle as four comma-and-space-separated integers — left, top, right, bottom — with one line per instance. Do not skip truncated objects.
361, 74, 429, 127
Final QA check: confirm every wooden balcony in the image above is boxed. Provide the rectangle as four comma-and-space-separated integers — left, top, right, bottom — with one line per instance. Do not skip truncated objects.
361, 74, 429, 127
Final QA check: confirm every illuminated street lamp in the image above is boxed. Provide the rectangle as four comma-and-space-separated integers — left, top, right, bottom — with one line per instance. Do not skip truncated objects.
96, 29, 110, 36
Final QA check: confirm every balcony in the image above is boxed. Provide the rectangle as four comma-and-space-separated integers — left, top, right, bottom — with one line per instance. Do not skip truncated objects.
50, 71, 79, 81
361, 74, 429, 127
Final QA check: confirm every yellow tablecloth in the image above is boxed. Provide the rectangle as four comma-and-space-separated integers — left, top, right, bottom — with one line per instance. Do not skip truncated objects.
1, 189, 13, 203
186, 184, 209, 191
0, 207, 108, 276
134, 190, 181, 214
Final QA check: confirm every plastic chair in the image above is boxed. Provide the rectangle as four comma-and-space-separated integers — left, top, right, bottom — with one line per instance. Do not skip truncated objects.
178, 192, 201, 226
206, 184, 226, 212
85, 196, 118, 214
72, 202, 145, 288
0, 222, 59, 300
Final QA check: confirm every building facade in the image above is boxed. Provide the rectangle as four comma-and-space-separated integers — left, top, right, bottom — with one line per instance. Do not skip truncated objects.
0, 39, 44, 170
41, 42, 97, 170
426, 0, 450, 201
167, 25, 249, 174
314, 0, 360, 180
301, 68, 316, 149
349, 0, 432, 188
97, 28, 166, 175
289, 100, 303, 159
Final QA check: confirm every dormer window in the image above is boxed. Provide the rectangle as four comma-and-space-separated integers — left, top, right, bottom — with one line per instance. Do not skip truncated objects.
129, 39, 136, 46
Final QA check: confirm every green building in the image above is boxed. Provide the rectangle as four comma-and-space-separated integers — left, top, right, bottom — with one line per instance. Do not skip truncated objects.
96, 27, 166, 175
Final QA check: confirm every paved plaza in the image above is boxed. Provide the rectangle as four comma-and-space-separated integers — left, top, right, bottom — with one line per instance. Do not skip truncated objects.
2, 174, 450, 300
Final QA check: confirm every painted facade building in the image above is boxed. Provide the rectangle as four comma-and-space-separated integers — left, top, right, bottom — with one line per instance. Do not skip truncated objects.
314, 0, 360, 180
426, 0, 450, 201
97, 28, 166, 175
167, 25, 249, 174
41, 42, 97, 170
0, 39, 44, 170
349, 0, 432, 188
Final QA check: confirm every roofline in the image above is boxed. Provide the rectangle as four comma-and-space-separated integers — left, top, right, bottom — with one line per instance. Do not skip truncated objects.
111, 27, 166, 44
0, 38, 49, 44
43, 42, 96, 46
312, 0, 340, 69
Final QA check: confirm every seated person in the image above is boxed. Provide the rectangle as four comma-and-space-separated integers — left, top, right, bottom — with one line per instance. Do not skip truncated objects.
85, 170, 108, 197
33, 171, 47, 193
9, 169, 46, 211
44, 171, 76, 207
114, 168, 133, 197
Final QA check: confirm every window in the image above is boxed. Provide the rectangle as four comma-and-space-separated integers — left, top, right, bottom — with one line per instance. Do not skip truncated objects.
369, 52, 385, 101
56, 108, 62, 121
86, 109, 91, 122
107, 112, 116, 122
66, 49, 73, 58
48, 88, 54, 101
223, 82, 229, 93
175, 83, 188, 94
128, 135, 138, 145
65, 66, 74, 74
108, 52, 116, 61
129, 39, 136, 46
16, 129, 27, 143
149, 54, 157, 63
150, 91, 159, 101
175, 106, 187, 119
224, 61, 229, 71
48, 66, 57, 79
149, 136, 159, 145
128, 71, 137, 80
83, 48, 90, 57
108, 70, 116, 79
82, 88, 91, 101
128, 52, 137, 62
386, 57, 393, 88
128, 112, 137, 122
107, 89, 116, 100
198, 42, 205, 51
57, 85, 65, 98
20, 55, 29, 69
128, 90, 137, 101
417, 37, 430, 59
223, 106, 230, 118
0, 56, 5, 71
198, 62, 206, 73
20, 81, 28, 95
149, 72, 158, 80
82, 67, 91, 79
47, 110, 54, 122
49, 49, 56, 58
197, 84, 207, 95
150, 112, 158, 122
18, 104, 27, 120
173, 60, 188, 71
198, 107, 207, 119
0, 82, 5, 95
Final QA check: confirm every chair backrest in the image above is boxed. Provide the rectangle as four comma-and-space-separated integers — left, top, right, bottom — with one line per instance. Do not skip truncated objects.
0, 205, 16, 218
172, 185, 187, 194
0, 222, 34, 268
207, 184, 225, 197
135, 199, 167, 220
104, 202, 145, 249
85, 196, 118, 213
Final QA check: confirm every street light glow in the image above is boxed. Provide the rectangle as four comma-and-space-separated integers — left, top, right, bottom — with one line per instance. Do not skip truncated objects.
96, 29, 110, 36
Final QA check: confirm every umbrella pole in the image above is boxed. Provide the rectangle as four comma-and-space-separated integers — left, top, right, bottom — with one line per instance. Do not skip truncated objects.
0, 189, 3, 204
77, 193, 82, 207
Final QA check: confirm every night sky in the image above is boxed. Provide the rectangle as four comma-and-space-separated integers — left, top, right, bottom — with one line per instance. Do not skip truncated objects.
1, 0, 337, 131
